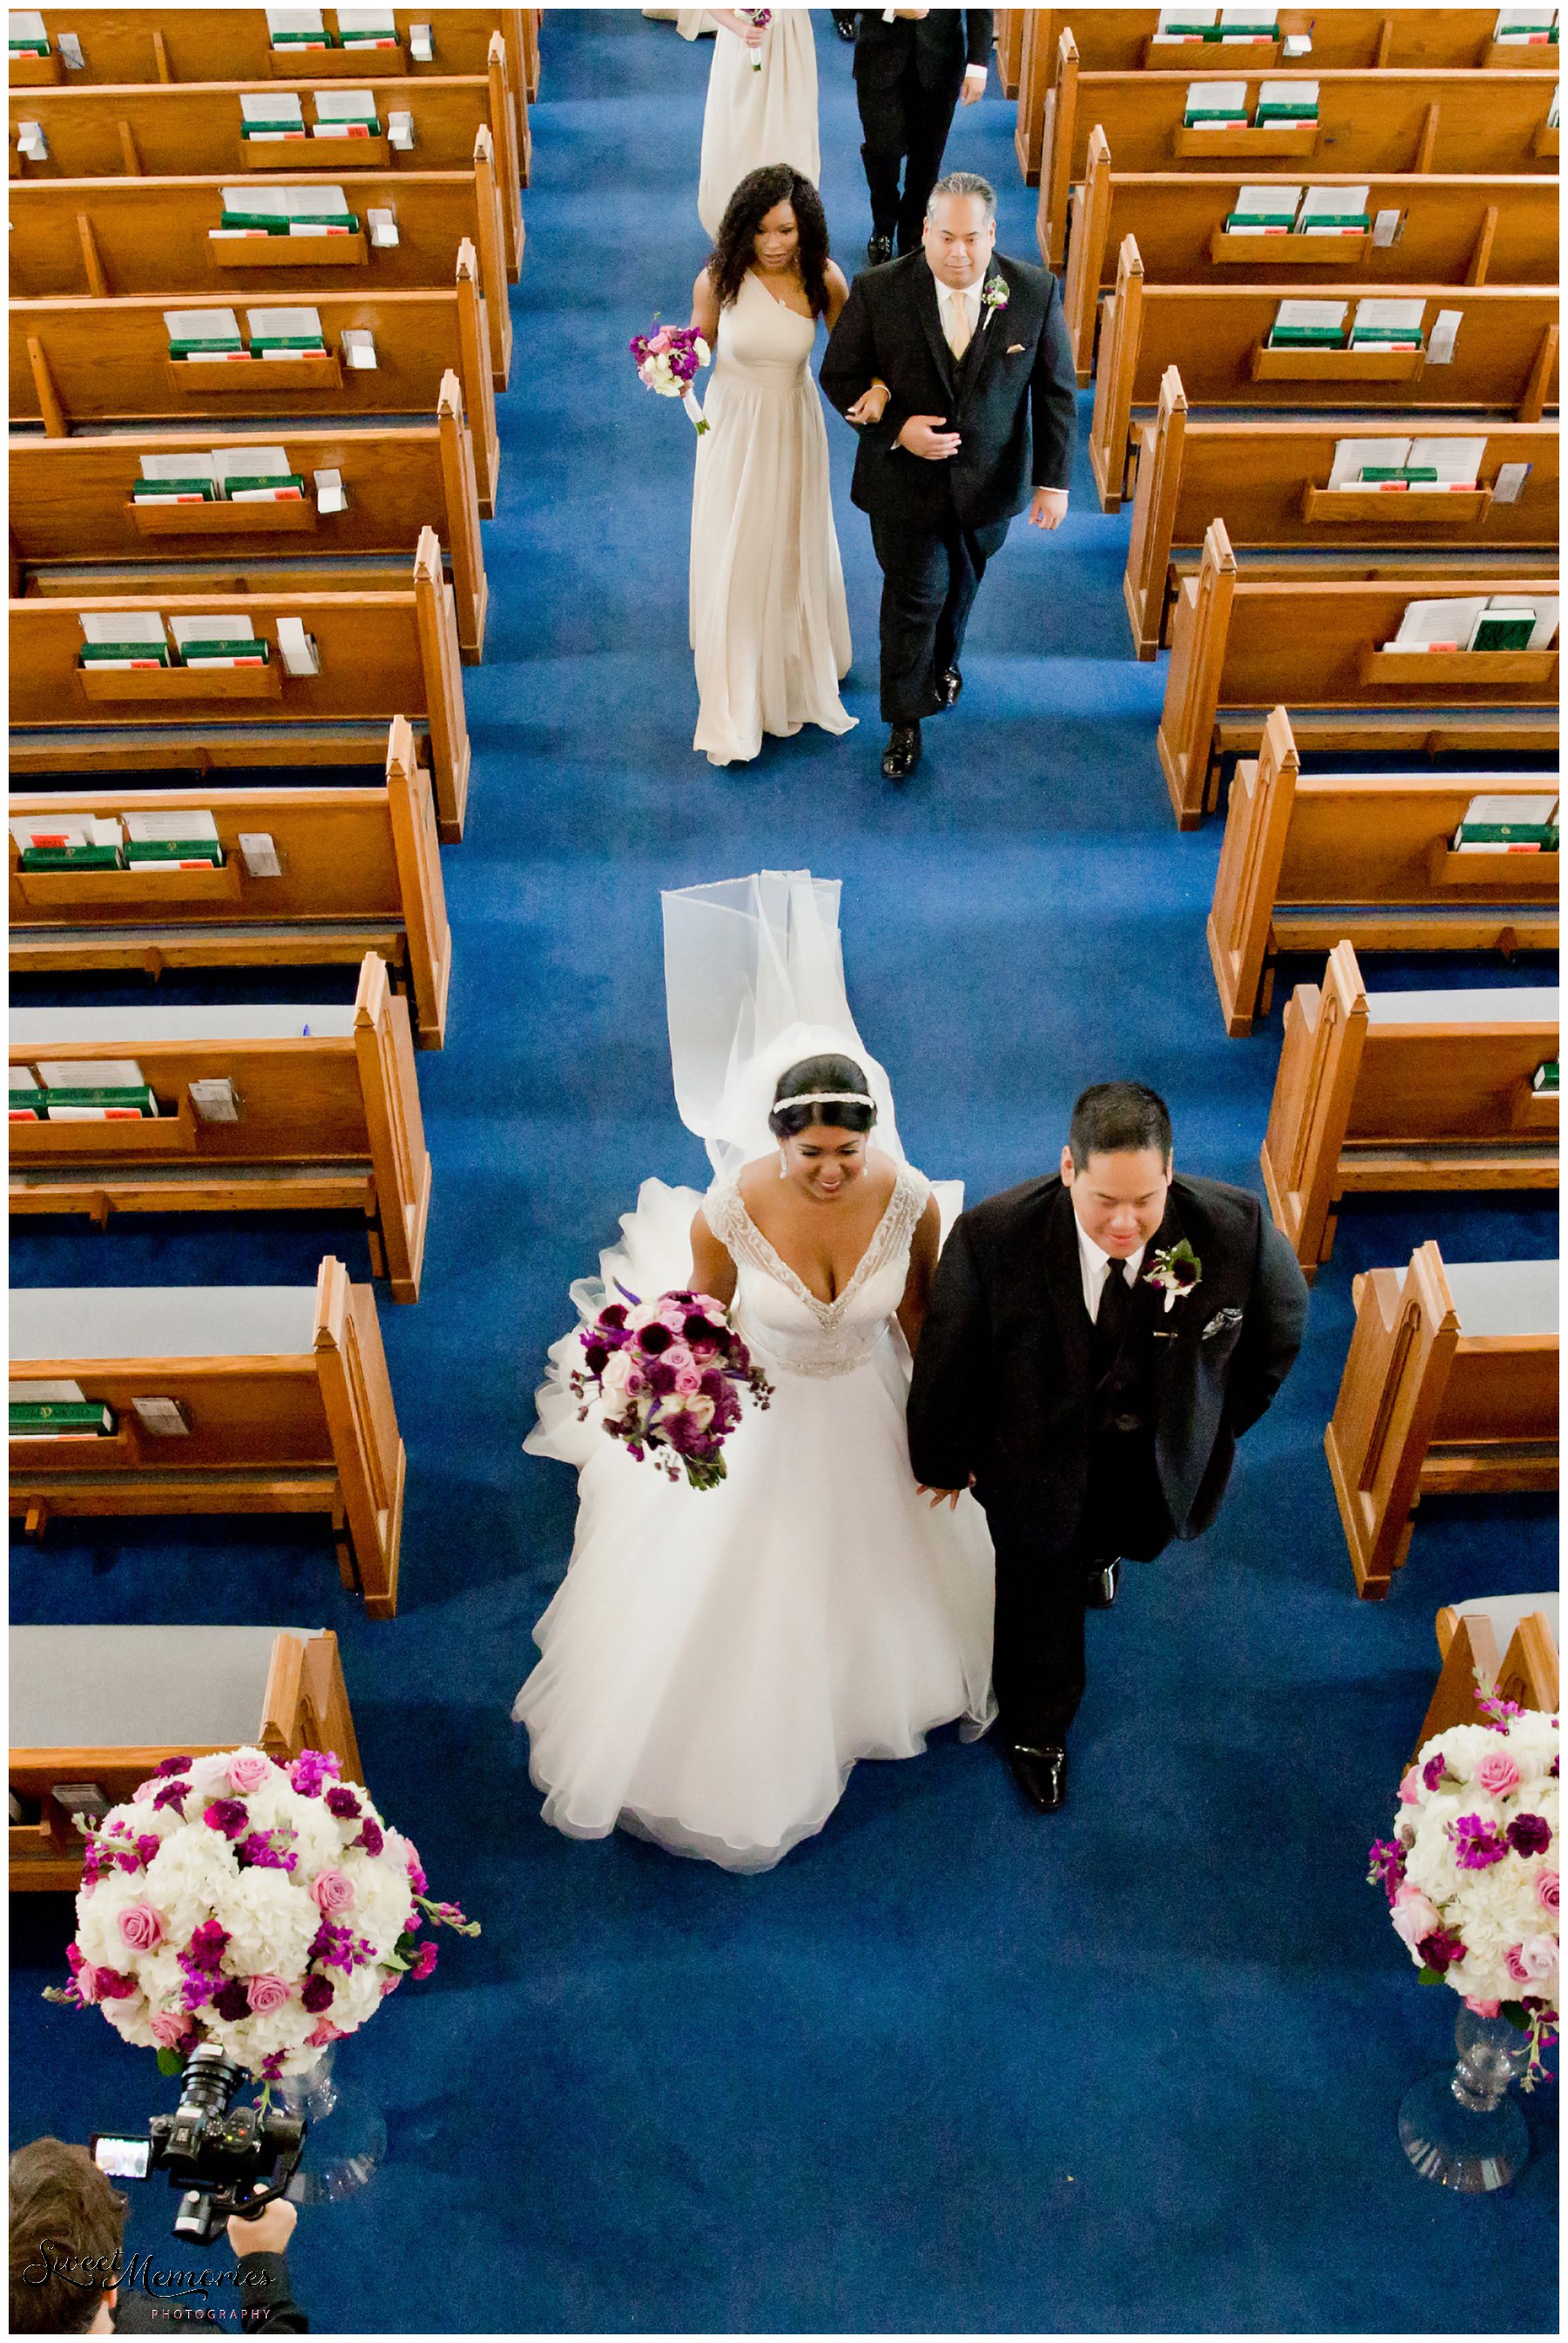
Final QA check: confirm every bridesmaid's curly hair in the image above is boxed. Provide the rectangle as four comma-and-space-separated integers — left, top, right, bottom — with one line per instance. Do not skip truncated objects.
706, 165, 832, 317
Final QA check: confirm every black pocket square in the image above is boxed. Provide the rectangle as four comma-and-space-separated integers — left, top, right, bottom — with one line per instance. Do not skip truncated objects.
1201, 1308, 1243, 1339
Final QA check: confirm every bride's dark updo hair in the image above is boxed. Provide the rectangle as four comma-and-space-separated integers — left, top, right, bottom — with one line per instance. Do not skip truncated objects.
768, 1054, 876, 1141
707, 165, 832, 318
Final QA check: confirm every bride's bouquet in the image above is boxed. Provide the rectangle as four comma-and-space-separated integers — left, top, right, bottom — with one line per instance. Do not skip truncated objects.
572, 1286, 771, 1492
44, 1747, 477, 2082
1368, 1690, 1558, 2086
629, 322, 711, 434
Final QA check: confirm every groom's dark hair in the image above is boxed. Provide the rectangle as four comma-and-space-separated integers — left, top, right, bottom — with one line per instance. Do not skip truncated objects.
1068, 1083, 1172, 1171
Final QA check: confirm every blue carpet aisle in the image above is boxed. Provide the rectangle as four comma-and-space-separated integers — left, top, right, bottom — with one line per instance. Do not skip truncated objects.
10, 13, 1558, 2332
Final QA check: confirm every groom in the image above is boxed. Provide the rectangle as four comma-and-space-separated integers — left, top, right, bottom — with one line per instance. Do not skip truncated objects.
820, 172, 1078, 782
907, 1083, 1309, 1815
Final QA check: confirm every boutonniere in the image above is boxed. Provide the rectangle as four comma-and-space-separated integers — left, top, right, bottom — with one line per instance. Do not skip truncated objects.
1144, 1240, 1200, 1315
981, 276, 1010, 328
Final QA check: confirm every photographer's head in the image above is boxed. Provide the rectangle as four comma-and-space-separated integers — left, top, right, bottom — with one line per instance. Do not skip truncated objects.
10, 2137, 124, 2333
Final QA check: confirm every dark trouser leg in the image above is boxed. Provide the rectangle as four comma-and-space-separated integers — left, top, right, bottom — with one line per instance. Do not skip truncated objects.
869, 514, 953, 723
896, 82, 961, 253
856, 76, 913, 246
934, 519, 1008, 677
990, 1542, 1088, 1749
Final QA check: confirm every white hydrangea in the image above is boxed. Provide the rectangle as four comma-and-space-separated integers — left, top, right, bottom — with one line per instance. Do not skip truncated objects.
74, 1873, 149, 1971
338, 1848, 414, 1955
329, 1960, 386, 2031
211, 1867, 320, 1978
99, 1991, 157, 2049
142, 1830, 240, 1943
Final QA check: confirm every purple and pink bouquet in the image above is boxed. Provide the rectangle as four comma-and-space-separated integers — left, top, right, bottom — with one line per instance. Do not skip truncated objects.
1369, 1690, 1558, 2086
629, 322, 711, 434
739, 8, 771, 66
571, 1285, 771, 1491
44, 1749, 477, 2082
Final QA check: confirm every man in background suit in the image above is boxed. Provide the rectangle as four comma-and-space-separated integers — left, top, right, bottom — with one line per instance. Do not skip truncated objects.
853, 7, 994, 263
819, 171, 1077, 781
907, 1083, 1309, 1815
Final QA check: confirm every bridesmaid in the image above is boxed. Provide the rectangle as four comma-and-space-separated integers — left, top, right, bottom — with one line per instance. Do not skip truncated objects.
697, 9, 821, 237
688, 166, 878, 767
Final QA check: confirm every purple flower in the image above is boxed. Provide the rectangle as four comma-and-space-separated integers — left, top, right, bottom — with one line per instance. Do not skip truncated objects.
93, 1967, 139, 2001
1422, 1754, 1449, 1792
203, 1799, 248, 1839
307, 1920, 374, 1973
638, 1323, 672, 1356
152, 1778, 192, 1815
212, 1978, 250, 2023
185, 1920, 230, 1974
325, 1786, 362, 1821
1508, 1813, 1552, 1859
238, 1832, 298, 1872
258, 2051, 287, 2083
1418, 1927, 1467, 1972
409, 1940, 438, 1981
300, 1972, 335, 2014
1452, 1813, 1510, 1870
155, 1756, 193, 1778
355, 1819, 385, 1859
136, 1834, 162, 1869
289, 1749, 341, 1799
1367, 1839, 1408, 1902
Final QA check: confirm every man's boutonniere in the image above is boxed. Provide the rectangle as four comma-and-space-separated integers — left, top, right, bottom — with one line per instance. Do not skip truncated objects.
981, 277, 1010, 328
1145, 1240, 1200, 1314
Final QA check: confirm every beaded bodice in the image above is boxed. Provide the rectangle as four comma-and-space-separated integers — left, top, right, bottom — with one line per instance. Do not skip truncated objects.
704, 1164, 931, 1379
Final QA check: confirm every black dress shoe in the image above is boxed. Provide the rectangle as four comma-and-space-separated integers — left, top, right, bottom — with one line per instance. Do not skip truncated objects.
867, 234, 894, 267
1084, 1559, 1120, 1610
935, 666, 962, 710
882, 721, 921, 782
833, 10, 857, 37
1006, 1744, 1067, 1813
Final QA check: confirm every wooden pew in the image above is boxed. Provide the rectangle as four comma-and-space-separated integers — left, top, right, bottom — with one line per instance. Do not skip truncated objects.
8, 40, 525, 275
10, 721, 451, 1050
12, 245, 500, 518
10, 1257, 405, 1616
1259, 944, 1558, 1274
1010, 13, 1515, 188
1413, 1594, 1558, 1750
1064, 144, 1556, 376
9, 1624, 363, 1891
10, 527, 470, 841
1208, 709, 1558, 1037
10, 953, 432, 1303
1157, 520, 1559, 825
9, 139, 512, 388
10, 379, 489, 660
1324, 1243, 1558, 1596
1039, 48, 1558, 264
1125, 373, 1557, 658
1090, 240, 1558, 508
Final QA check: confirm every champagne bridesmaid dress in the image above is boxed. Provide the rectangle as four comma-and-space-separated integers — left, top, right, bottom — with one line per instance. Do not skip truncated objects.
697, 10, 821, 236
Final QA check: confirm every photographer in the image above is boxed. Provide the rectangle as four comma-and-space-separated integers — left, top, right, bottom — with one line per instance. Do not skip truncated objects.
10, 2138, 308, 2333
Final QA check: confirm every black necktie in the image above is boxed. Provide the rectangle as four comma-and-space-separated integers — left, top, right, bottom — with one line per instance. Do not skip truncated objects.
1095, 1260, 1135, 1355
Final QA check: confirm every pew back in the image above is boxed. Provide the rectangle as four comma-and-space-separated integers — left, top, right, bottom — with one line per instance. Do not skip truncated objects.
30, 9, 524, 91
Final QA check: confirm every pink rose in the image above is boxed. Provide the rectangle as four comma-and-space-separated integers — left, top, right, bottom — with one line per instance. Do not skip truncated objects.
1398, 1767, 1423, 1806
1475, 1751, 1522, 1798
308, 1867, 355, 1917
1515, 1934, 1558, 1983
75, 1962, 102, 2005
380, 1973, 402, 1997
1504, 1944, 1531, 1984
305, 2017, 347, 2048
246, 1974, 291, 2015
131, 1779, 158, 1805
660, 1343, 693, 1372
1463, 1996, 1502, 2017
227, 1753, 272, 1796
150, 2010, 189, 2048
118, 1901, 164, 1954
1390, 1887, 1442, 1950
1536, 1869, 1559, 1915
673, 1368, 702, 1396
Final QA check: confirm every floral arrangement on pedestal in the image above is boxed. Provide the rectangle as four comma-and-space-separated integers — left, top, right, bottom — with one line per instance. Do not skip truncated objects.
1369, 1690, 1558, 2086
571, 1284, 772, 1491
44, 1748, 477, 2082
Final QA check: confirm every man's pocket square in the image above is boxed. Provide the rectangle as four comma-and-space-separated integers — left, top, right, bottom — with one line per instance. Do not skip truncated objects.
1201, 1308, 1243, 1339
1006, 342, 1026, 354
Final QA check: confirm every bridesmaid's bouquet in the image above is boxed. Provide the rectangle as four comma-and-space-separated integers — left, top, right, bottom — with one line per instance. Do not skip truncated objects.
629, 322, 711, 434
740, 8, 771, 64
572, 1286, 772, 1492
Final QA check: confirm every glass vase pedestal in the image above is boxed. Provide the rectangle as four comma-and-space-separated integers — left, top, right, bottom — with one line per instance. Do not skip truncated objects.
1398, 2009, 1531, 2193
274, 2041, 388, 2205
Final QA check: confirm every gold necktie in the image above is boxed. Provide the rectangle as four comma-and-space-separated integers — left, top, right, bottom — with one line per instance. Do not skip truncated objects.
945, 295, 972, 362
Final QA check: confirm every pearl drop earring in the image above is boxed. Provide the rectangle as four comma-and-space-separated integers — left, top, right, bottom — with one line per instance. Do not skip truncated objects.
778, 1149, 789, 1178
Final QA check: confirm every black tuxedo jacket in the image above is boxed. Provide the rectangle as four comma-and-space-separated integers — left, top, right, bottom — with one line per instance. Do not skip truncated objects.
852, 10, 993, 94
819, 249, 1077, 531
906, 1172, 1309, 1553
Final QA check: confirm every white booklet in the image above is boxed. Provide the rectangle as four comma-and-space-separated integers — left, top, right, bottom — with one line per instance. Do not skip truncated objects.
1464, 793, 1558, 824
1392, 598, 1490, 649
124, 809, 220, 842
1407, 437, 1488, 487
1328, 437, 1409, 488
1232, 181, 1301, 222
240, 91, 305, 132
163, 306, 243, 351
10, 814, 122, 850
80, 611, 166, 645
1296, 183, 1369, 230
1185, 78, 1249, 116
1351, 296, 1426, 345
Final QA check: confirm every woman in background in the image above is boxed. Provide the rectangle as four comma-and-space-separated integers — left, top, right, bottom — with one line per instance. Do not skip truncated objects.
698, 8, 821, 236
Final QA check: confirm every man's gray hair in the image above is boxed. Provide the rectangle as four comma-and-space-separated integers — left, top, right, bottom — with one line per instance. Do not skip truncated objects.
926, 171, 997, 224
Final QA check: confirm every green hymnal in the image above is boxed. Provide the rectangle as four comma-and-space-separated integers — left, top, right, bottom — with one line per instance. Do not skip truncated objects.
20, 843, 124, 870
132, 477, 221, 500
1470, 613, 1537, 651
124, 838, 227, 863
9, 1399, 115, 1434
1534, 1062, 1559, 1093
79, 641, 171, 665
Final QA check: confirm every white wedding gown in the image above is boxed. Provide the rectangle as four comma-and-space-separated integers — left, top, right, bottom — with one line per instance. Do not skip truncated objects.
513, 875, 995, 1873
697, 10, 820, 237
690, 273, 855, 766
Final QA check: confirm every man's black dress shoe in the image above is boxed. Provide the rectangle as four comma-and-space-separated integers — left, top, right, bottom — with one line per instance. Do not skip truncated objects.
882, 721, 921, 782
833, 11, 857, 37
1084, 1559, 1120, 1610
867, 234, 894, 267
1006, 1744, 1067, 1813
935, 666, 962, 710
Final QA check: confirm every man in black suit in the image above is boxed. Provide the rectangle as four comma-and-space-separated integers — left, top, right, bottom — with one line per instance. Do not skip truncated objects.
907, 1083, 1309, 1815
851, 8, 993, 264
819, 171, 1077, 782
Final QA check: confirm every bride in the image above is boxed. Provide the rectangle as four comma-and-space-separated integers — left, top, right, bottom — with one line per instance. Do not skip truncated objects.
688, 166, 879, 767
513, 872, 995, 1872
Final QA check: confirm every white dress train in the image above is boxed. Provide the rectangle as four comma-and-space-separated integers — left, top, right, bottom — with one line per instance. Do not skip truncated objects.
697, 10, 820, 237
689, 272, 855, 766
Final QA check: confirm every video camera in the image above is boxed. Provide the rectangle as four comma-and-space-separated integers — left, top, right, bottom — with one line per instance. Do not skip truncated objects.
91, 2046, 305, 2244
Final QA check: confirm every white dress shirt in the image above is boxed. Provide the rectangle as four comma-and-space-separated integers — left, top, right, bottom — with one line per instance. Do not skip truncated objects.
936, 277, 982, 360
1075, 1221, 1147, 1324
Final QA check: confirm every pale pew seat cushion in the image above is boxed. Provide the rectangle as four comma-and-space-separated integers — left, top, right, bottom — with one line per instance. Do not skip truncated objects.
1363, 988, 1560, 1025
10, 1285, 320, 1362
11, 1006, 357, 1046
1443, 1258, 1560, 1339
10, 1623, 324, 1750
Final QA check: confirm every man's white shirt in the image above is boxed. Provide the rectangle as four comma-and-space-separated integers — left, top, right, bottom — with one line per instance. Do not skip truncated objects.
1076, 1221, 1147, 1325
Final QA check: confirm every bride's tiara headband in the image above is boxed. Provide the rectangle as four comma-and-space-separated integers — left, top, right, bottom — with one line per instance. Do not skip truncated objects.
774, 1090, 875, 1110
